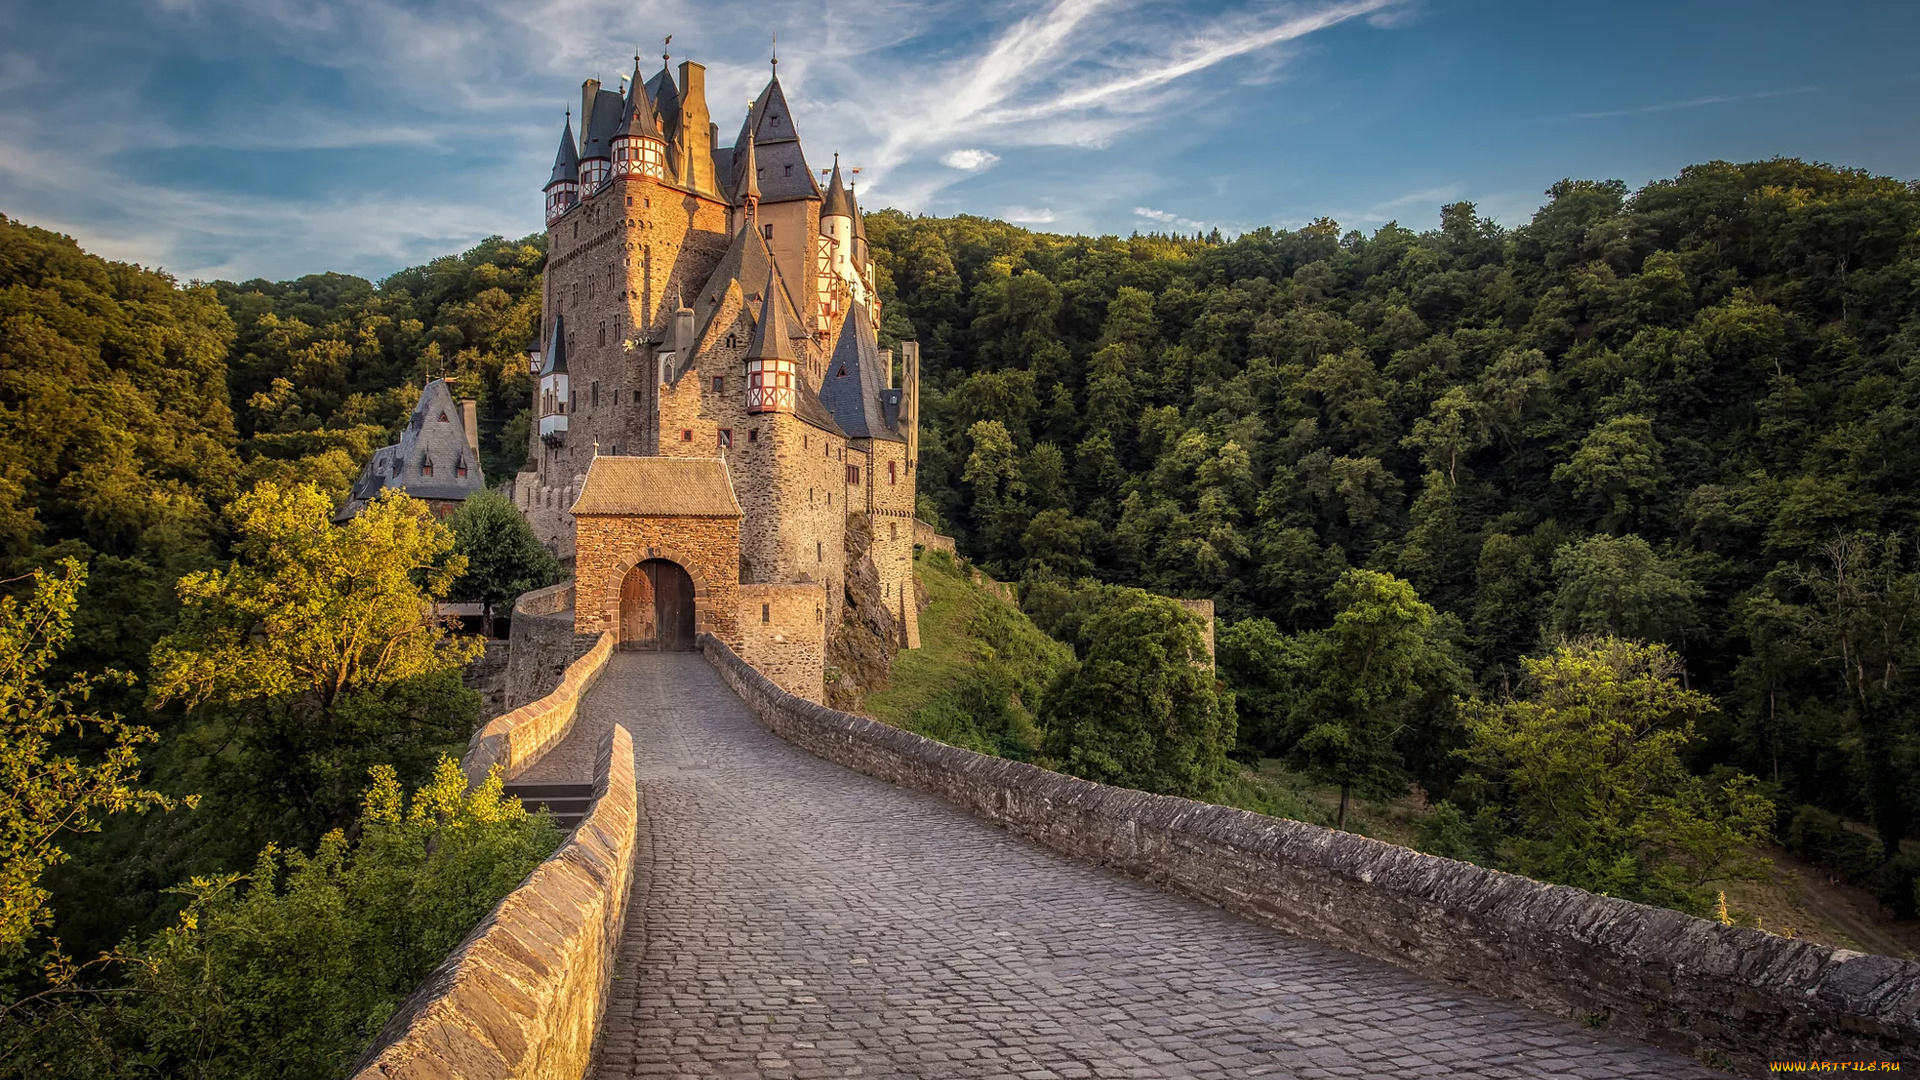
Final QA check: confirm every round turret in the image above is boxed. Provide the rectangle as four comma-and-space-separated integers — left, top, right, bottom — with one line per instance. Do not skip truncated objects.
545, 113, 581, 225
612, 57, 667, 181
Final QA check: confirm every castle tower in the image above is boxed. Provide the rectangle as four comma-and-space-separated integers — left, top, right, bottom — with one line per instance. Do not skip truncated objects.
745, 274, 798, 414
537, 313, 569, 445
819, 156, 866, 313
545, 114, 581, 226
578, 79, 622, 193
611, 57, 666, 181
734, 70, 823, 339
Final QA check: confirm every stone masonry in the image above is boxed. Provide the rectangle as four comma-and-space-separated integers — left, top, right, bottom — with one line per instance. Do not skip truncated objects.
581, 650, 1734, 1079
737, 581, 828, 703
703, 635, 1920, 1074
573, 513, 741, 648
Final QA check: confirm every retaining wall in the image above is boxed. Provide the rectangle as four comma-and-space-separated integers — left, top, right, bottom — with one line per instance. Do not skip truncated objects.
353, 721, 641, 1080
464, 631, 613, 786
700, 633, 1920, 1075
506, 581, 580, 710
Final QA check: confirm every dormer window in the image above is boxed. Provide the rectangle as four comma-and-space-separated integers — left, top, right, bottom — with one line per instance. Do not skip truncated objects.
421, 458, 434, 477
783, 165, 792, 177
456, 460, 468, 479
437, 411, 450, 423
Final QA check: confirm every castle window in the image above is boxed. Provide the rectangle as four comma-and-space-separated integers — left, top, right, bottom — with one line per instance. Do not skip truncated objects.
827, 491, 831, 505
421, 458, 434, 477
681, 429, 693, 442
846, 465, 860, 484
809, 488, 814, 502
598, 323, 606, 346
816, 541, 822, 562
783, 164, 792, 177
762, 603, 770, 623
570, 391, 576, 411
750, 373, 762, 389
712, 376, 724, 394
626, 195, 632, 206
803, 436, 809, 449
763, 224, 774, 241
816, 606, 822, 622
777, 373, 791, 388
591, 381, 599, 407
890, 522, 898, 541
611, 444, 619, 456
718, 429, 733, 449
889, 461, 897, 485
748, 429, 758, 443
456, 462, 468, 478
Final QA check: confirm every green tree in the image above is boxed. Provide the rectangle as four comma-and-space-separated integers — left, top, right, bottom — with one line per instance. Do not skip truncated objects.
1553, 414, 1666, 533
1216, 617, 1313, 759
1289, 570, 1443, 828
0, 758, 558, 1079
1457, 638, 1773, 912
0, 560, 171, 968
1402, 386, 1488, 484
1040, 592, 1235, 799
1547, 534, 1701, 645
148, 484, 483, 832
448, 490, 560, 636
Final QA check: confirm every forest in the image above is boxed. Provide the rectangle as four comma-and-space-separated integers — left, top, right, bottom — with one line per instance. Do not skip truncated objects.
865, 158, 1920, 920
2, 153, 1920, 1070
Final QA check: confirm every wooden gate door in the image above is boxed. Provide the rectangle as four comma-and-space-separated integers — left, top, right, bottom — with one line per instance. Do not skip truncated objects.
649, 559, 696, 651
618, 564, 656, 651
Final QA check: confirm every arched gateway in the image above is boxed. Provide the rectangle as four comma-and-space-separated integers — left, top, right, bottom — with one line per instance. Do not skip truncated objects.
619, 558, 697, 650
569, 456, 743, 652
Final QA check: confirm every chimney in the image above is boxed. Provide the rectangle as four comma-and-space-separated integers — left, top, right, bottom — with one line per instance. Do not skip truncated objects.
579, 79, 601, 149
677, 61, 713, 194
880, 348, 893, 389
460, 399, 480, 456
901, 341, 920, 470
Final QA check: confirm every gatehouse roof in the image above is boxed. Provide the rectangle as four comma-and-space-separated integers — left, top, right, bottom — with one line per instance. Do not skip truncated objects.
571, 456, 743, 518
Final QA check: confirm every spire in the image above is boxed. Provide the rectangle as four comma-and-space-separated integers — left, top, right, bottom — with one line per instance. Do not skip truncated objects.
740, 123, 761, 216
822, 154, 854, 219
547, 112, 580, 188
746, 273, 798, 362
617, 55, 660, 139
850, 182, 868, 245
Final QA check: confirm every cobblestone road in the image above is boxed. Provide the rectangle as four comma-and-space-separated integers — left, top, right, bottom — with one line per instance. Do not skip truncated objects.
579, 653, 1725, 1079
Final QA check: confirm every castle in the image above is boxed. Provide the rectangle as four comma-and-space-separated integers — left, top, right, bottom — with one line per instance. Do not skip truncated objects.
510, 50, 922, 697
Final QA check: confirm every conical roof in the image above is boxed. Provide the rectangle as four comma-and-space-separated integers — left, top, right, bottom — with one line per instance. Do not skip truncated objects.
850, 183, 868, 244
822, 156, 854, 219
746, 74, 801, 146
541, 314, 568, 376
731, 74, 820, 204
616, 58, 661, 140
548, 115, 580, 188
745, 272, 798, 362
740, 129, 761, 205
819, 304, 902, 441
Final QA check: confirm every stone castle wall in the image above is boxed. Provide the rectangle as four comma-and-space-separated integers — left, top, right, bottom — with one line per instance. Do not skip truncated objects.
505, 581, 581, 709
573, 513, 741, 648
911, 518, 955, 554
860, 439, 915, 639
738, 582, 828, 702
700, 633, 1920, 1074
464, 631, 613, 786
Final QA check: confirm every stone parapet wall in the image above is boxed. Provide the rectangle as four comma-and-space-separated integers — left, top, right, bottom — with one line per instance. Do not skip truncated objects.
911, 518, 955, 554
506, 581, 579, 709
700, 634, 1920, 1075
353, 721, 640, 1080
464, 631, 613, 786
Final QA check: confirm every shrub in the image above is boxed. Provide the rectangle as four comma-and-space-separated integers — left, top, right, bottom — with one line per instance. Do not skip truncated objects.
1784, 804, 1885, 887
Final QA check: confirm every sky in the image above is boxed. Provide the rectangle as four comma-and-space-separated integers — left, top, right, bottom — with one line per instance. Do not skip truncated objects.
2, 0, 1917, 283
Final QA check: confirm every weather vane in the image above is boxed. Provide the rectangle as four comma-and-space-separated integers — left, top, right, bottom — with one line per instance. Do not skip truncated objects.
663, 34, 672, 65
771, 33, 778, 70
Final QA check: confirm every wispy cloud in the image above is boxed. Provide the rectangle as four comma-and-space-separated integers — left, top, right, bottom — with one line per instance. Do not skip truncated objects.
1571, 85, 1819, 120
1004, 205, 1058, 224
1134, 205, 1209, 231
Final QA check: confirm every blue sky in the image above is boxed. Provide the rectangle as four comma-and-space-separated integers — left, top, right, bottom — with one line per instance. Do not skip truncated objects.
2, 0, 1916, 282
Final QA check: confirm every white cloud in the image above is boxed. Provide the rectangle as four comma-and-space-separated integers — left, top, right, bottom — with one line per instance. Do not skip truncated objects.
1133, 205, 1208, 231
940, 148, 1001, 171
1570, 85, 1819, 120
1004, 205, 1057, 224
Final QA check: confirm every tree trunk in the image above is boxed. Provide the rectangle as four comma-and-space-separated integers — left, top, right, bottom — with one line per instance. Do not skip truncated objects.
1337, 783, 1351, 831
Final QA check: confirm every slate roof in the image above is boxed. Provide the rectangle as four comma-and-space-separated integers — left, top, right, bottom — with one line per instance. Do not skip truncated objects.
337, 379, 485, 520
647, 63, 680, 143
580, 87, 624, 160
731, 75, 819, 204
540, 313, 568, 376
690, 224, 803, 347
822, 157, 854, 219
570, 456, 742, 517
819, 304, 903, 442
747, 275, 801, 361
615, 59, 661, 139
548, 115, 580, 187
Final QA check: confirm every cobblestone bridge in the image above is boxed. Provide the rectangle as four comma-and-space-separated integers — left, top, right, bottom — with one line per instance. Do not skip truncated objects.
521, 652, 1725, 1079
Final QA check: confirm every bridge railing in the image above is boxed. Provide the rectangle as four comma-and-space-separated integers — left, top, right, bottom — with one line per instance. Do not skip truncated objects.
353, 718, 638, 1080
463, 630, 613, 786
699, 632, 1920, 1073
